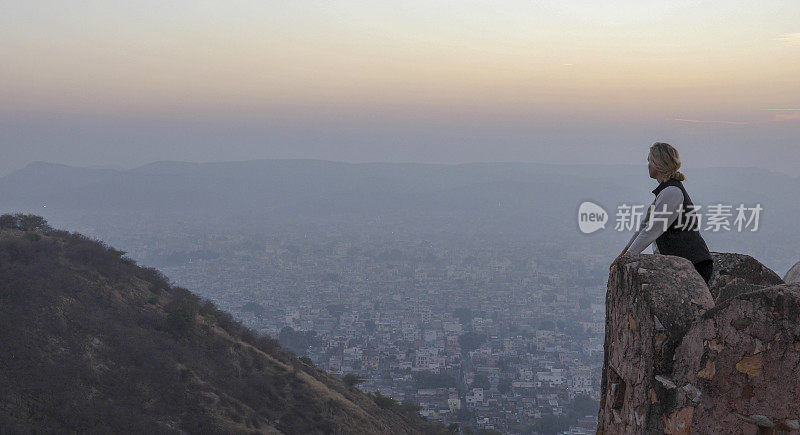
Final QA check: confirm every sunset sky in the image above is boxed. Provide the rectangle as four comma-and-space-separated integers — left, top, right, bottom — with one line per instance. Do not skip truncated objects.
2, 1, 798, 175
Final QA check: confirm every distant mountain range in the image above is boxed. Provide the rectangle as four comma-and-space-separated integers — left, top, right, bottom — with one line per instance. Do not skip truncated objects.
1, 159, 797, 273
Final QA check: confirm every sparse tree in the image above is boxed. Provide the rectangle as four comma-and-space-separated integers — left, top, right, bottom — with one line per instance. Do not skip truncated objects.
342, 373, 365, 388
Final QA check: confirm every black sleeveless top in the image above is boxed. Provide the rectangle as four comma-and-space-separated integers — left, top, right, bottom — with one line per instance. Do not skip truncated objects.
651, 178, 712, 264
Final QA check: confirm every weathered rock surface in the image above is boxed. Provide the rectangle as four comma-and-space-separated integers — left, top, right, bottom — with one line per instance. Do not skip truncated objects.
599, 254, 714, 433
599, 253, 800, 434
670, 284, 800, 433
708, 252, 784, 303
785, 261, 800, 284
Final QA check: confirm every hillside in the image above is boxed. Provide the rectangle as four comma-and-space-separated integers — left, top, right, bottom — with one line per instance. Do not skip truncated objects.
599, 252, 800, 433
0, 214, 444, 434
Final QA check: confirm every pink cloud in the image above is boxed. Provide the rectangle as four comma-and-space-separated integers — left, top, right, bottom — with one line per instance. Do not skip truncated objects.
667, 118, 749, 125
773, 112, 800, 121
763, 108, 800, 122
667, 109, 800, 125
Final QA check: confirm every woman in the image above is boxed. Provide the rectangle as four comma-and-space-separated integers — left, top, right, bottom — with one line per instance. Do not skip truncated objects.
611, 142, 714, 284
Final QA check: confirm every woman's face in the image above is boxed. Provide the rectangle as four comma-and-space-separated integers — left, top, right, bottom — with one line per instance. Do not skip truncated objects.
647, 158, 659, 179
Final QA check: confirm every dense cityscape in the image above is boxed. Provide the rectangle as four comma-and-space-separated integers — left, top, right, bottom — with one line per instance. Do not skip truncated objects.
122, 232, 610, 434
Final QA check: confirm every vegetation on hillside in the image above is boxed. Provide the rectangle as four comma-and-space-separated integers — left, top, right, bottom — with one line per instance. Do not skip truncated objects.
0, 214, 446, 434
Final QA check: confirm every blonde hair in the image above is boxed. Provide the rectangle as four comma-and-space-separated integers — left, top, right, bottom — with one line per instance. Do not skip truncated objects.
648, 142, 686, 181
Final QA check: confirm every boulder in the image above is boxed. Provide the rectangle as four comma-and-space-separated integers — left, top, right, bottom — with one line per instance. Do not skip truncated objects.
708, 252, 783, 303
668, 283, 800, 433
599, 252, 800, 433
785, 261, 800, 284
598, 254, 714, 433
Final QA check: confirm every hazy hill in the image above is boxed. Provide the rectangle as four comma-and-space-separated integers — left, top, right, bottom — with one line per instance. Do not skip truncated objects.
1, 159, 798, 273
0, 215, 443, 434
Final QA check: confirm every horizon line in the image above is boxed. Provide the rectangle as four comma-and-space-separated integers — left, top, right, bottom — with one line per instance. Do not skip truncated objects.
9, 159, 794, 178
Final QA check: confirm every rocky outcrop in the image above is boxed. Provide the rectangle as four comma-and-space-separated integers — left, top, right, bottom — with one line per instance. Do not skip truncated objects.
670, 284, 800, 433
598, 254, 714, 433
707, 252, 783, 304
599, 252, 800, 434
785, 261, 800, 284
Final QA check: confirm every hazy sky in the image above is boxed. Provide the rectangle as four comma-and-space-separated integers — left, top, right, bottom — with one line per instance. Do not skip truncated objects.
2, 1, 798, 175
